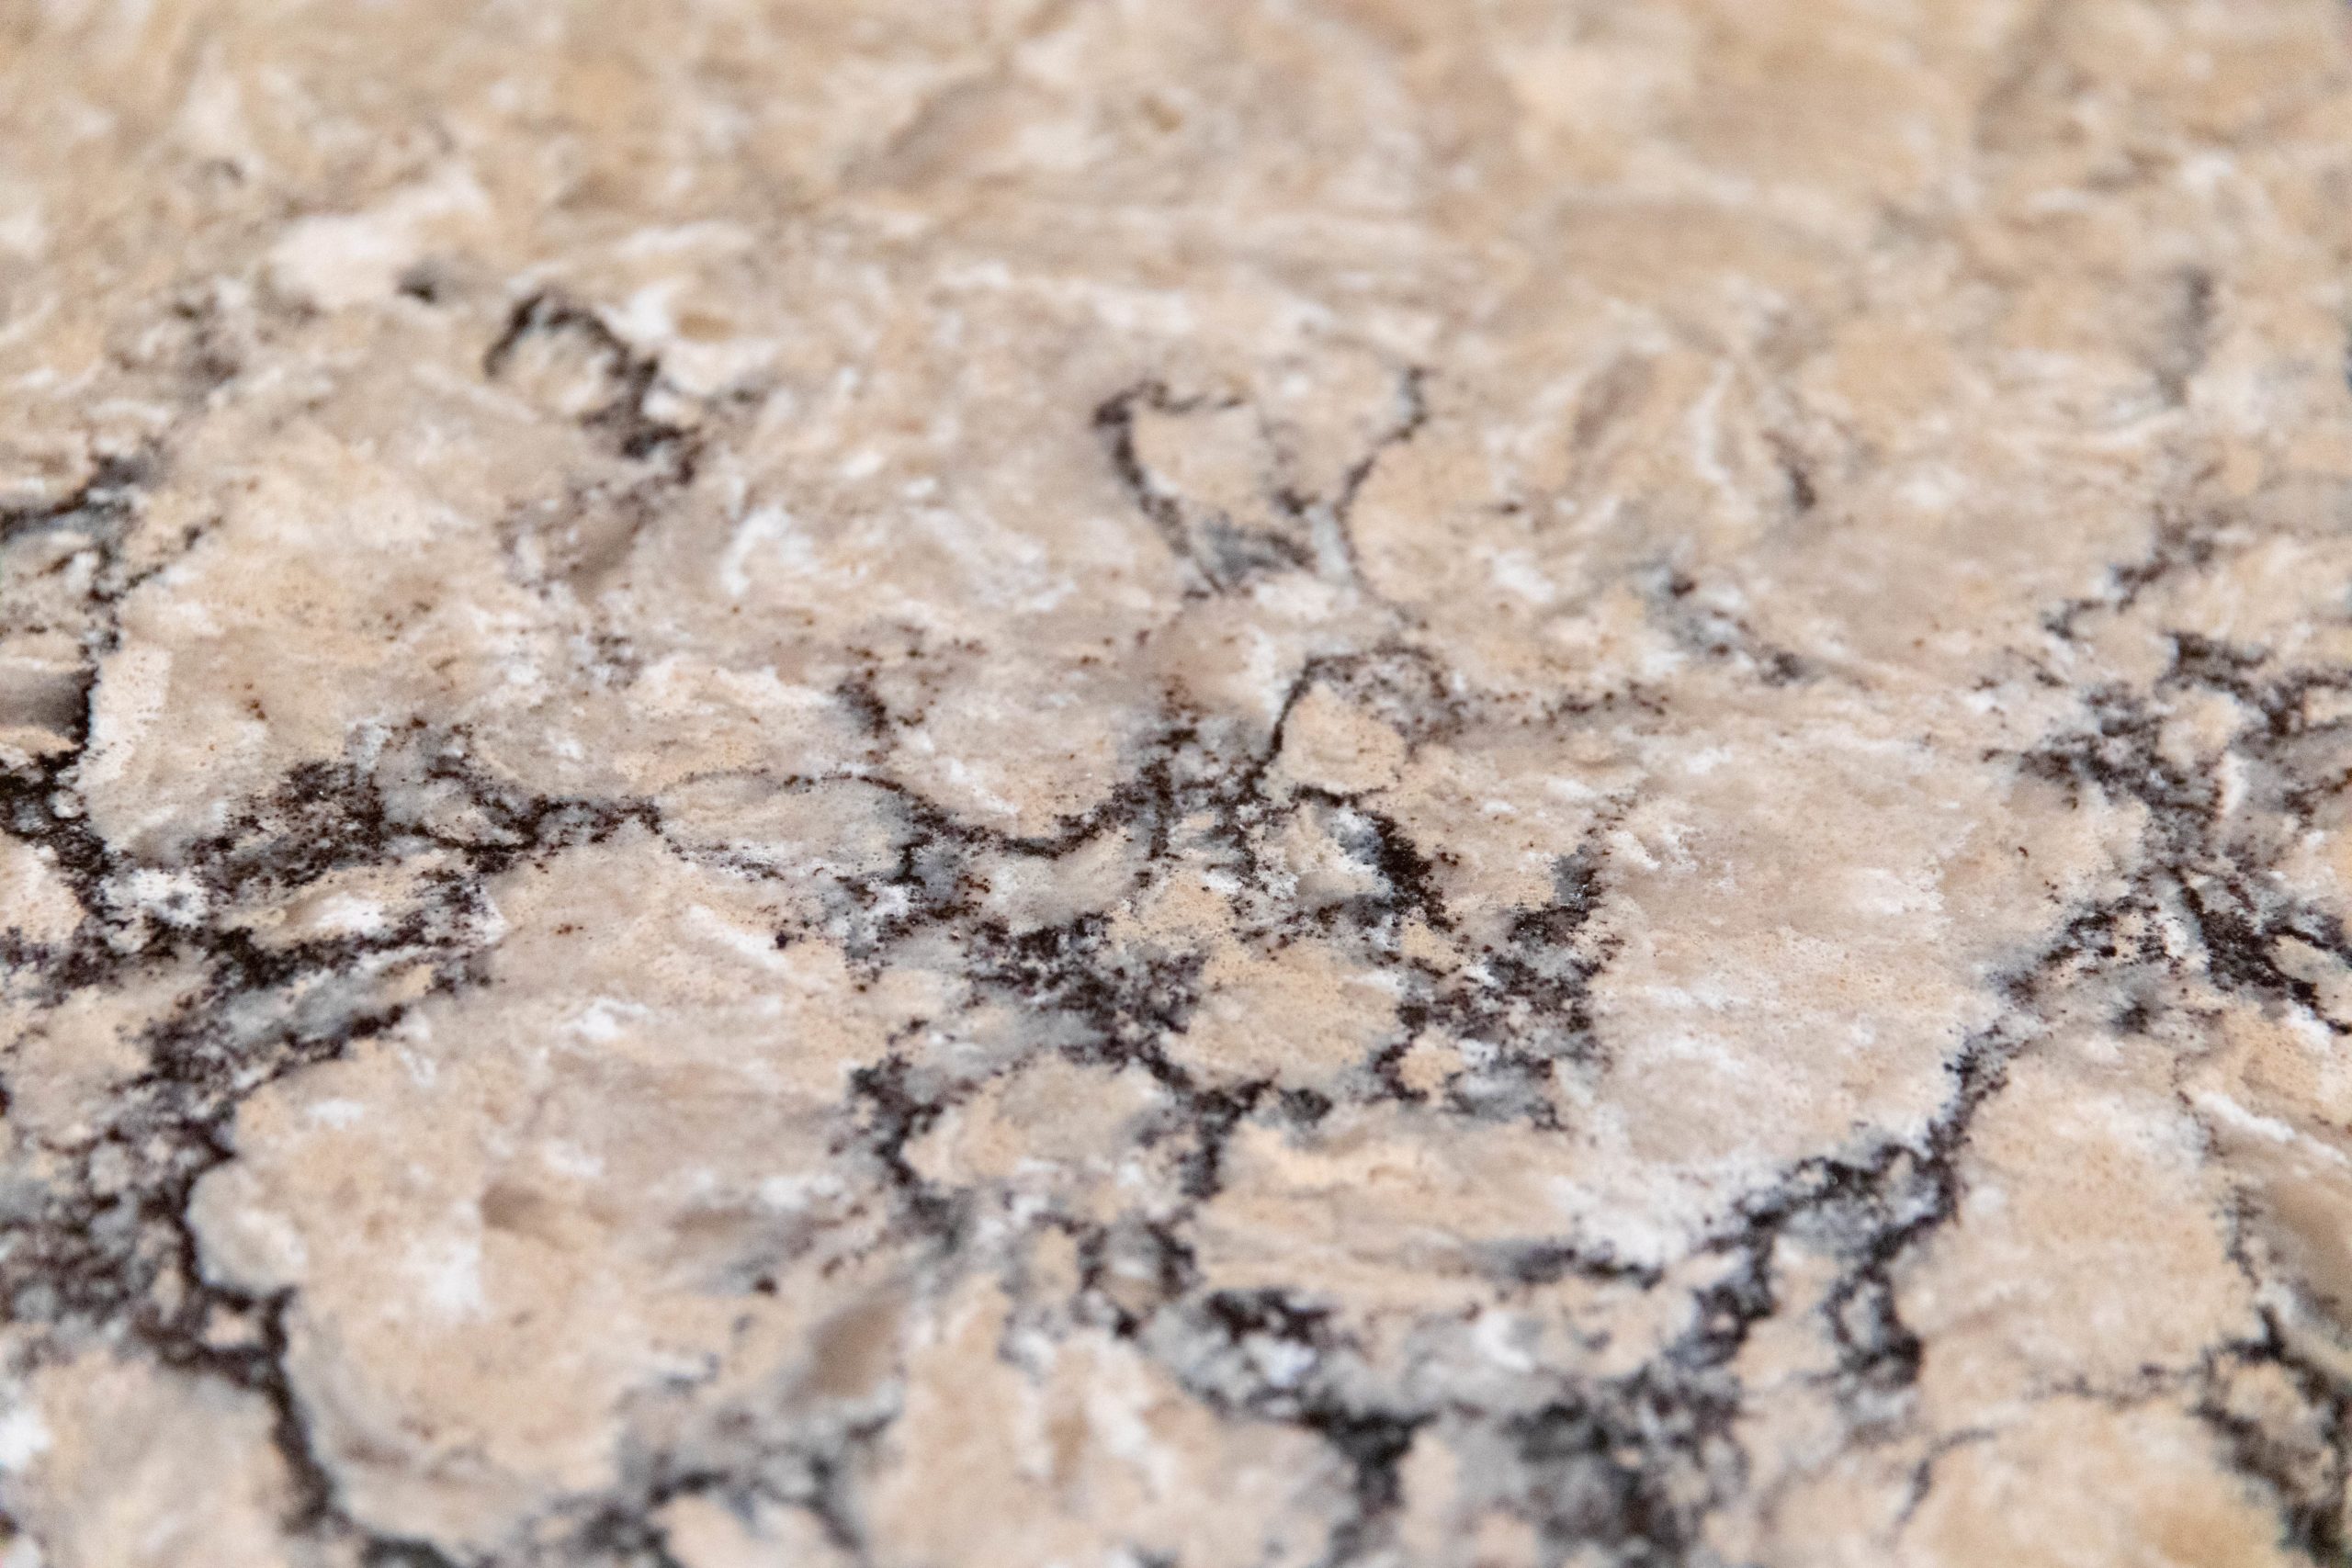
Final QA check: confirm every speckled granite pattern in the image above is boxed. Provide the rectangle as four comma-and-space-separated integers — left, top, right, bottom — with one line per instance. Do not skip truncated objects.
6, 2, 2352, 1564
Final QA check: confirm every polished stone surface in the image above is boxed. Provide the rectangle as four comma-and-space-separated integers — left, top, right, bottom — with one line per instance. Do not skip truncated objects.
6, 2, 2352, 1564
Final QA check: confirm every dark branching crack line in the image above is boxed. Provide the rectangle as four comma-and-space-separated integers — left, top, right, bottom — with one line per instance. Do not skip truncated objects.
1091, 366, 1430, 596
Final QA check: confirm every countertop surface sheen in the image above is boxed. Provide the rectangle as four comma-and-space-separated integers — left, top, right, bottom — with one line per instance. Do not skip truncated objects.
6, 3, 2352, 1565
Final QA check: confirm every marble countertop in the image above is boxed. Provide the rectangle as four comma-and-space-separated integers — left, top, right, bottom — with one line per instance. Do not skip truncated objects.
6, 3, 2352, 1564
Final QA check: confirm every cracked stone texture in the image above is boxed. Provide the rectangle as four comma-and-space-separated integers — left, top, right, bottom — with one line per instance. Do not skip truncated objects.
5, 1, 2352, 1564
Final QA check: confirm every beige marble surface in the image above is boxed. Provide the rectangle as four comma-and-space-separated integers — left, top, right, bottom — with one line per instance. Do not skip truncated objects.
6, 1, 2352, 1563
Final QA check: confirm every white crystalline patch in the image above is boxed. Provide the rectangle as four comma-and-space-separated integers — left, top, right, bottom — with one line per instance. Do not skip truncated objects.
266, 168, 487, 309
2191, 1089, 2338, 1158
756, 1175, 818, 1211
576, 1006, 625, 1043
1081, 1355, 1176, 1489
1845, 864, 1940, 919
0, 1403, 51, 1472
2216, 750, 2249, 817
1474, 1308, 1537, 1372
304, 892, 387, 937
1900, 467, 1962, 511
306, 1098, 369, 1129
1485, 547, 1559, 605
1604, 827, 1661, 872
941, 757, 1022, 821
684, 903, 793, 971
408, 1225, 486, 1320
571, 998, 639, 1043
270, 211, 421, 308
1688, 364, 1743, 514
1243, 1336, 1316, 1389
540, 1141, 606, 1180
613, 278, 682, 344
189, 1159, 317, 1294
606, 276, 778, 396
79, 643, 173, 792
718, 504, 806, 598
121, 867, 209, 926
